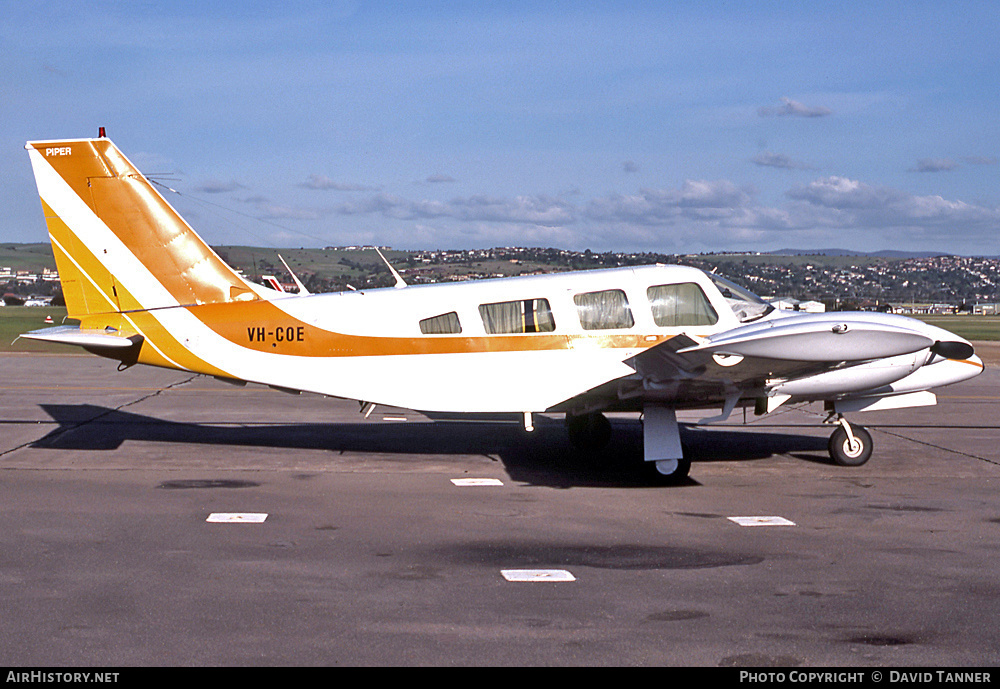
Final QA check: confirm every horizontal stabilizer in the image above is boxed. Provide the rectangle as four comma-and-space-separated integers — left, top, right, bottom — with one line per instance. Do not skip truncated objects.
21, 325, 140, 350
677, 317, 934, 362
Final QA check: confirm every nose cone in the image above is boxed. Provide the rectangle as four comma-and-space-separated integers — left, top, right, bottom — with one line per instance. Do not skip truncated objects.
892, 318, 984, 391
910, 319, 980, 365
924, 339, 984, 388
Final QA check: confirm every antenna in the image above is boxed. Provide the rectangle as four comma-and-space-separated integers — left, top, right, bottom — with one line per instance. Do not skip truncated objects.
277, 254, 310, 295
374, 248, 407, 289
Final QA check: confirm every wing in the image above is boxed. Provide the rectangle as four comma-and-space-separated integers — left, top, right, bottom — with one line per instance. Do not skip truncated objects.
554, 314, 937, 416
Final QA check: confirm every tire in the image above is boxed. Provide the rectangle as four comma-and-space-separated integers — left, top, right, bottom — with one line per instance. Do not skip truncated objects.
828, 424, 873, 466
645, 456, 691, 485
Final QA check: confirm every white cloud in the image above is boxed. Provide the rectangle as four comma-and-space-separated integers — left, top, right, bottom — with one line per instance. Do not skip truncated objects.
752, 151, 814, 170
335, 193, 576, 226
299, 174, 380, 191
210, 174, 1000, 254
786, 176, 904, 209
196, 179, 241, 193
578, 176, 1000, 252
258, 203, 325, 221
453, 195, 576, 225
586, 180, 752, 225
758, 97, 832, 118
786, 176, 1000, 232
424, 174, 456, 184
910, 158, 958, 173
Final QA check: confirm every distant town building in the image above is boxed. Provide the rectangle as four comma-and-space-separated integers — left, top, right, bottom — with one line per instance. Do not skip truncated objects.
769, 297, 826, 313
891, 303, 959, 315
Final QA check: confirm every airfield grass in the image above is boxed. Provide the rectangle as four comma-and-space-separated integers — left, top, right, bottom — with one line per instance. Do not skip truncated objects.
912, 315, 1000, 342
0, 306, 71, 353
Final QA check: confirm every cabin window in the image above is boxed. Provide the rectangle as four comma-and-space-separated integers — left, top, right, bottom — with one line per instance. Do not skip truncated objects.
419, 311, 462, 335
574, 289, 634, 330
647, 283, 719, 327
479, 298, 556, 334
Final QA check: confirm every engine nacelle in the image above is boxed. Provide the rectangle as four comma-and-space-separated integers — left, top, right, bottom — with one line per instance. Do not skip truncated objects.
771, 351, 926, 398
875, 354, 984, 395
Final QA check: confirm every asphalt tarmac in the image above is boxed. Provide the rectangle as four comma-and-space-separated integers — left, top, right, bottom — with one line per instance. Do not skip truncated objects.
1, 352, 998, 667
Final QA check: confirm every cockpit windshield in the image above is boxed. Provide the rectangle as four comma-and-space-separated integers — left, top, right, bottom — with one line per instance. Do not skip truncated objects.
708, 273, 774, 323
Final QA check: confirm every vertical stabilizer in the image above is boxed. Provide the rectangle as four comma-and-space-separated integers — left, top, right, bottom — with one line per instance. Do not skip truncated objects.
25, 137, 258, 320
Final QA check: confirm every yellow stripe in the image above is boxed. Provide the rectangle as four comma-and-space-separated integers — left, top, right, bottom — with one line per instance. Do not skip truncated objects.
42, 200, 119, 318
47, 222, 232, 376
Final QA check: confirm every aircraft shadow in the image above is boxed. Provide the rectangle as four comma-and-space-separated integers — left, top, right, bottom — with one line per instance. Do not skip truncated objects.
32, 404, 830, 488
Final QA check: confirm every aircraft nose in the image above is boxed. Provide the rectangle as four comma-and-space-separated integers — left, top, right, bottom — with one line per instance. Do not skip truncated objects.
915, 325, 983, 386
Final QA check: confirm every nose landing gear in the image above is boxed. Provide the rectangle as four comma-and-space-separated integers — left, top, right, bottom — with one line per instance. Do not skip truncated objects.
827, 416, 873, 466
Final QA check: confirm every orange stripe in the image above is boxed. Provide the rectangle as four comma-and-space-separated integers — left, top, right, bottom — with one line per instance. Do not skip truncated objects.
186, 298, 666, 358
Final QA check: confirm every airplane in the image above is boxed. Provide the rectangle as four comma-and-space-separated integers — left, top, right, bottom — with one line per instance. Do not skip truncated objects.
261, 255, 309, 295
21, 133, 984, 482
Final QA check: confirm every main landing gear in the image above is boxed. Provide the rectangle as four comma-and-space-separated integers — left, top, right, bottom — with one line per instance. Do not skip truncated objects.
565, 409, 690, 483
566, 408, 873, 479
827, 416, 873, 466
642, 405, 690, 484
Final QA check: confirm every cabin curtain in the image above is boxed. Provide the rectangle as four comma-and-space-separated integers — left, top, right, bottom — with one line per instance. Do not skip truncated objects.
574, 289, 634, 330
647, 283, 718, 326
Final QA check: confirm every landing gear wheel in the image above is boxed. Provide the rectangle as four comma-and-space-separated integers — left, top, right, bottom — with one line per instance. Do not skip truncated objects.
645, 457, 691, 485
566, 412, 612, 451
828, 423, 873, 466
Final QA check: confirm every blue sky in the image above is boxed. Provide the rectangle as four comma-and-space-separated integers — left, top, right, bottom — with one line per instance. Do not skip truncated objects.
3, 1, 999, 255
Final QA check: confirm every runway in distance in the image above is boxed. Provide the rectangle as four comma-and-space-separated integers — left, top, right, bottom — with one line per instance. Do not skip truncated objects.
21, 133, 984, 482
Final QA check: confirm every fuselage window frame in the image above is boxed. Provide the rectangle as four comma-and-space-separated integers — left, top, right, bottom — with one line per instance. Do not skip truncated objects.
647, 282, 720, 327
478, 298, 556, 334
419, 311, 463, 335
573, 288, 635, 330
